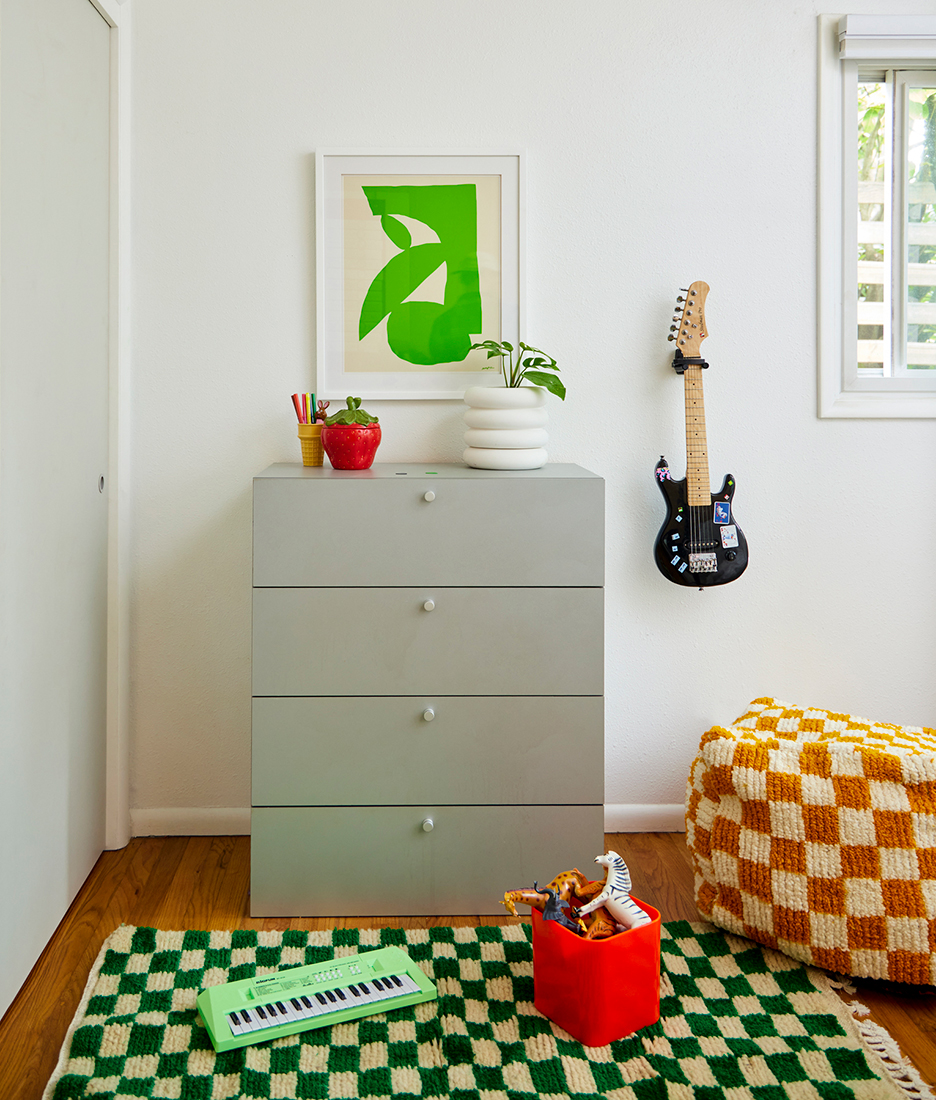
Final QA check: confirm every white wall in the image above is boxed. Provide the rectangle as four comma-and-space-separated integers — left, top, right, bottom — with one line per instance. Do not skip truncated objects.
129, 0, 936, 832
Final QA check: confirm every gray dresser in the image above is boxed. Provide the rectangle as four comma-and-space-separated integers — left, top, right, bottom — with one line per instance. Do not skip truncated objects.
250, 462, 604, 916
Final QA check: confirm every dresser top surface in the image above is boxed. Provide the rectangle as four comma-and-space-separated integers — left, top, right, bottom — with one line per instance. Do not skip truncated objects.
256, 462, 601, 481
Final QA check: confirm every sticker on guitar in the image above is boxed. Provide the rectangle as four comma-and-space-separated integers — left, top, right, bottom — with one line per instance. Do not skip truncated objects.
653, 282, 749, 589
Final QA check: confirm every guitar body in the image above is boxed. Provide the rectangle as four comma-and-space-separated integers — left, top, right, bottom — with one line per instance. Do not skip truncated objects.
655, 280, 749, 589
653, 462, 748, 587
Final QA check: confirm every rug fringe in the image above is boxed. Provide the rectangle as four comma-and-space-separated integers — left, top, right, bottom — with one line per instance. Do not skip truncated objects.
847, 1002, 935, 1100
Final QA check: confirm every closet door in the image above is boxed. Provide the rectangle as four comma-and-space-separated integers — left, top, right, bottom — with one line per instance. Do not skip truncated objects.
0, 0, 111, 1016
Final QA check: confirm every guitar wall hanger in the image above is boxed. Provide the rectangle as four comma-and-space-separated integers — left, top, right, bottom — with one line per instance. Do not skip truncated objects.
670, 351, 709, 374
653, 281, 749, 589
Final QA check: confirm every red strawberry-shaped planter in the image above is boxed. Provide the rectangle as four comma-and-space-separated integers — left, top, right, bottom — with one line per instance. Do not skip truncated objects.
322, 423, 382, 470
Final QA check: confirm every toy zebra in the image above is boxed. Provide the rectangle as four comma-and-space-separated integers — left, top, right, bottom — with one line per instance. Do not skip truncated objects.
572, 851, 651, 929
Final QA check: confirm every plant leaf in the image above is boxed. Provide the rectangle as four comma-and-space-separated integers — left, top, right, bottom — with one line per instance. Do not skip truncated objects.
523, 370, 566, 400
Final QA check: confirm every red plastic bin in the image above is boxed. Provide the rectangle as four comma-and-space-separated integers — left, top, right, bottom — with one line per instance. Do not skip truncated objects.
531, 897, 661, 1046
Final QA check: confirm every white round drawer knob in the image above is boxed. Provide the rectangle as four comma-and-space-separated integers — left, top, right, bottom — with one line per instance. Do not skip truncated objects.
423, 491, 436, 502
421, 817, 434, 832
423, 599, 435, 612
423, 708, 435, 722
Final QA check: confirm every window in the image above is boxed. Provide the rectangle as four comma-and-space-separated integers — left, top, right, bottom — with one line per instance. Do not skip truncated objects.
819, 16, 936, 416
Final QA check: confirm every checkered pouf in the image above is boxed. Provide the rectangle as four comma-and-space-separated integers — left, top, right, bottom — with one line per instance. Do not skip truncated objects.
686, 697, 936, 984
43, 920, 912, 1099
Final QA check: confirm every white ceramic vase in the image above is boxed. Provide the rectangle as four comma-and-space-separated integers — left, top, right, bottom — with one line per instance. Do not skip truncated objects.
462, 385, 548, 470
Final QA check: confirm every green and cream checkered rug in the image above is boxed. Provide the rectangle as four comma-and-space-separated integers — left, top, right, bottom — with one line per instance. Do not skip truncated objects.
43, 921, 930, 1100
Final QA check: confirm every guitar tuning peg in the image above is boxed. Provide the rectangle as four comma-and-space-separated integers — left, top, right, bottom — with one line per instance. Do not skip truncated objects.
676, 296, 686, 303
667, 334, 676, 341
679, 287, 689, 292
669, 324, 678, 331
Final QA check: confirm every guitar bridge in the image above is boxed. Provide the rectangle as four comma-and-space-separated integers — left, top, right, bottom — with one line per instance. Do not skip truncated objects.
688, 552, 718, 573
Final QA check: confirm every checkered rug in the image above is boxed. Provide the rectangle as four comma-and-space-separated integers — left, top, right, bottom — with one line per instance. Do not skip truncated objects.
43, 921, 929, 1099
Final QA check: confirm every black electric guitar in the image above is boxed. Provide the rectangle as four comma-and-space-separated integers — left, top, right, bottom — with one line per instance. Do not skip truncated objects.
654, 281, 748, 588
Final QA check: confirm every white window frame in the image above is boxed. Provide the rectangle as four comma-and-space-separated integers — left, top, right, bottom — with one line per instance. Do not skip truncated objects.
818, 14, 936, 417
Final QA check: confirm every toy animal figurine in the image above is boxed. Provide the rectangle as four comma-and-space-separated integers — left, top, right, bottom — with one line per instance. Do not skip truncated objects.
546, 867, 605, 906
573, 851, 652, 929
542, 869, 620, 938
502, 887, 549, 917
502, 870, 620, 940
536, 885, 581, 934
502, 867, 599, 917
579, 907, 619, 941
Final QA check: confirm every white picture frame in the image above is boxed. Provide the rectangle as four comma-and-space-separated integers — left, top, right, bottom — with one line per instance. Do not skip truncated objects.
315, 150, 523, 400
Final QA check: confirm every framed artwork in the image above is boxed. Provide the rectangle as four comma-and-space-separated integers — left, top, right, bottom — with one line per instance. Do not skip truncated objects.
315, 150, 523, 400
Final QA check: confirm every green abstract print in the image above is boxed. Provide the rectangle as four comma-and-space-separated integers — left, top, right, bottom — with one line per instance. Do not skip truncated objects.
358, 184, 482, 366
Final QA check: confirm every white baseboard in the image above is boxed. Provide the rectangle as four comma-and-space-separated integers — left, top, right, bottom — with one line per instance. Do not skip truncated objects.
130, 805, 685, 837
605, 804, 686, 832
131, 807, 251, 836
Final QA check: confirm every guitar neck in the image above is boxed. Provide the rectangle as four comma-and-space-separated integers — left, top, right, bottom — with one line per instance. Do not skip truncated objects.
683, 363, 711, 504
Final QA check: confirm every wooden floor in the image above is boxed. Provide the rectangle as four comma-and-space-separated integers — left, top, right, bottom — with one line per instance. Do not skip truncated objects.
2, 832, 935, 1097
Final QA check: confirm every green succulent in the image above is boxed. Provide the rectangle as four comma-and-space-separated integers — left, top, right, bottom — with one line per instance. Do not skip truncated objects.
324, 396, 379, 426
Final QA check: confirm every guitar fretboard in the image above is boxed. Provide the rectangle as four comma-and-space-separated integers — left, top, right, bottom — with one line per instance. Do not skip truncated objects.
683, 364, 711, 505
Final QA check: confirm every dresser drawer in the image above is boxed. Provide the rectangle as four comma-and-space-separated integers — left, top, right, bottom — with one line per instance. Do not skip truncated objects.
253, 466, 604, 588
252, 696, 603, 806
252, 587, 603, 696
250, 804, 604, 916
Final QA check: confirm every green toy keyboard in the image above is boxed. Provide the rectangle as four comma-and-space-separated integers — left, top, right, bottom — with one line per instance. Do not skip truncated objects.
196, 944, 438, 1052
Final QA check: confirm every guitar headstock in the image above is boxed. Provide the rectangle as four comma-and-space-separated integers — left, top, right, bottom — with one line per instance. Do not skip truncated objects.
668, 281, 710, 356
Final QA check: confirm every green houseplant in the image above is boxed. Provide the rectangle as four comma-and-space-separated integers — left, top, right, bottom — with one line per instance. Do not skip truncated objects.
321, 396, 381, 469
462, 341, 564, 471
469, 340, 566, 401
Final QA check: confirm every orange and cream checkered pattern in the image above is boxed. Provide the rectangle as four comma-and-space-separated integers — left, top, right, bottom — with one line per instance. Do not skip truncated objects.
685, 697, 936, 984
